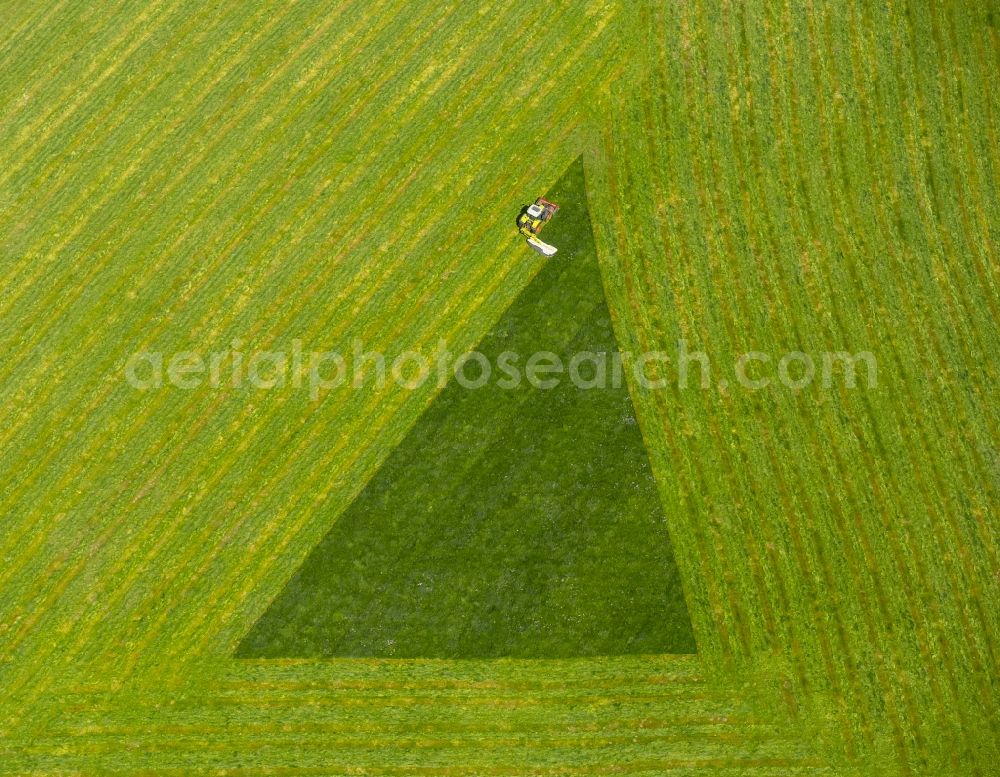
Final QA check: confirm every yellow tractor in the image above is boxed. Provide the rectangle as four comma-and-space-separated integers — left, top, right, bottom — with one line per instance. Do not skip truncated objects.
517, 197, 559, 256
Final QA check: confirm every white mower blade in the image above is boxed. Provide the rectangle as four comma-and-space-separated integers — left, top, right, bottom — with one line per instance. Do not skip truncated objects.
526, 236, 558, 257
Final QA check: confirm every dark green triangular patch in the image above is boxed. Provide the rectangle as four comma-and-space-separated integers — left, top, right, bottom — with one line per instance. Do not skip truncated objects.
237, 158, 696, 658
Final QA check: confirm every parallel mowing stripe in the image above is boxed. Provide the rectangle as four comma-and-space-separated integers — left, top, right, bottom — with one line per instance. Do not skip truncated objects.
666, 0, 760, 661
0, 0, 516, 664
0, 0, 251, 266
631, 6, 752, 660
788, 6, 936, 756
688, 0, 800, 662
644, 74, 772, 667
0, 0, 428, 564
587, 117, 740, 665
95, 21, 608, 652
606, 6, 748, 664
873, 0, 997, 750
0, 0, 378, 349
0, 0, 452, 454
675, 0, 839, 729
788, 0, 920, 764
722, 0, 877, 758
109, 47, 572, 670
0, 755, 829, 776
851, 0, 1000, 633
0, 0, 133, 118
935, 3, 1000, 406
0, 0, 182, 187
0, 0, 77, 76
703, 0, 839, 724
0, 0, 367, 339
800, 0, 988, 764
0, 0, 315, 400
874, 0, 1000, 755
153, 142, 591, 674
0, 0, 402, 552
887, 1, 1000, 515
794, 2, 932, 765
751, 0, 883, 757
858, 0, 995, 737
897, 1, 1000, 585
749, 3, 868, 754
588, 90, 734, 663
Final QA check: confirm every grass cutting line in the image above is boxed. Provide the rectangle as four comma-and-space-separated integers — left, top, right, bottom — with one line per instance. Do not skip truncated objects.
0, 0, 185, 186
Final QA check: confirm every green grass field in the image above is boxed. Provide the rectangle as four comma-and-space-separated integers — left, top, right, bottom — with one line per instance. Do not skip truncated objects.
0, 0, 997, 774
238, 160, 695, 659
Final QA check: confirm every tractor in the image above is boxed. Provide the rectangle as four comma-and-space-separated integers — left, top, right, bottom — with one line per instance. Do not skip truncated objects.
517, 197, 559, 256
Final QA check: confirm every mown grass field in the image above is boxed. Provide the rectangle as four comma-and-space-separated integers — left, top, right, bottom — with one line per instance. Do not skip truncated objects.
0, 0, 997, 774
238, 160, 696, 660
